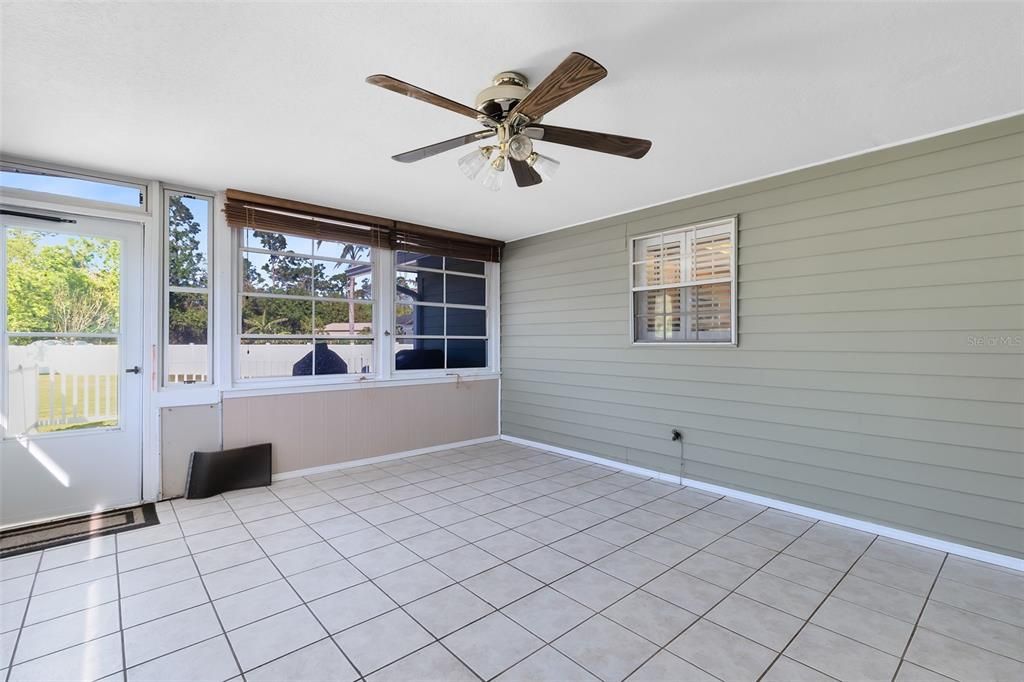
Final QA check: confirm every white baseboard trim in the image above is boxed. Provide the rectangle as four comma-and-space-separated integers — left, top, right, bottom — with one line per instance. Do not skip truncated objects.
501, 434, 1023, 572
271, 435, 500, 481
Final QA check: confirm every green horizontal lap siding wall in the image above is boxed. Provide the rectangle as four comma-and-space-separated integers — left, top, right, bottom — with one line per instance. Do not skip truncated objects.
500, 115, 1024, 558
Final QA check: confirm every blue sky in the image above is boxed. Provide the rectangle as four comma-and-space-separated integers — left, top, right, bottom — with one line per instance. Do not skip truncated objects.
1, 170, 141, 207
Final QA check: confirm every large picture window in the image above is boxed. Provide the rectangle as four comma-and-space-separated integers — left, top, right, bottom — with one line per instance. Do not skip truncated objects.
395, 252, 488, 370
223, 189, 502, 383
164, 190, 213, 384
237, 229, 373, 379
630, 216, 736, 345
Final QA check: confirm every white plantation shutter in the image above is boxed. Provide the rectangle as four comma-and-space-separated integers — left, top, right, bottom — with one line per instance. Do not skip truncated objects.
693, 229, 731, 282
630, 217, 736, 344
694, 282, 732, 340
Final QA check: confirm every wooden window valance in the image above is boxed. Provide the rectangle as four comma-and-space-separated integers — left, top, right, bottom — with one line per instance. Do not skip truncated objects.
223, 189, 503, 262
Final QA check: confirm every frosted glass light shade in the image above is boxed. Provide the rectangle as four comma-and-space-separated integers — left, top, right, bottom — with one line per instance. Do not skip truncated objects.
480, 158, 504, 191
458, 148, 490, 180
529, 153, 560, 180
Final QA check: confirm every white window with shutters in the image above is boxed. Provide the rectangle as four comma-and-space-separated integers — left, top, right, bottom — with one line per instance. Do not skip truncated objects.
629, 216, 737, 345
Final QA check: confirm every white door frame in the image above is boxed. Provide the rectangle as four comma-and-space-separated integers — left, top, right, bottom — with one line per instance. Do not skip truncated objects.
0, 178, 163, 512
0, 208, 147, 525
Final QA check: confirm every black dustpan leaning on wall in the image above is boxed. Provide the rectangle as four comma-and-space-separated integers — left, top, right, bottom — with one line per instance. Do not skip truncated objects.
184, 443, 272, 499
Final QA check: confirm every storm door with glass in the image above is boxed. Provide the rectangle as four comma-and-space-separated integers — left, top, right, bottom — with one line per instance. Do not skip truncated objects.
1, 210, 144, 527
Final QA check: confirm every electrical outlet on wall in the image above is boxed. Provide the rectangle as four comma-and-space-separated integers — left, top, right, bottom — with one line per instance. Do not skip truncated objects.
671, 429, 685, 478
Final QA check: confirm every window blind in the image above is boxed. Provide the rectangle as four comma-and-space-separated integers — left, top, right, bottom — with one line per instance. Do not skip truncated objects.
391, 221, 503, 262
223, 189, 503, 261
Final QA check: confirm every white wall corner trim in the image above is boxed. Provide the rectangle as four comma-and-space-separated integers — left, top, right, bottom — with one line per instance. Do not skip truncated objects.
270, 435, 501, 481
499, 435, 1024, 572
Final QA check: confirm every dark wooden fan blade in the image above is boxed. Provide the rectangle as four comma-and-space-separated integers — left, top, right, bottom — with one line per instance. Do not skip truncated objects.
524, 124, 652, 159
367, 74, 494, 123
392, 130, 497, 163
509, 158, 543, 187
510, 52, 607, 122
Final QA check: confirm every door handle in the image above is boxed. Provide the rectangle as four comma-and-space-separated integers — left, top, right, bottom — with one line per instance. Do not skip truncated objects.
125, 365, 142, 374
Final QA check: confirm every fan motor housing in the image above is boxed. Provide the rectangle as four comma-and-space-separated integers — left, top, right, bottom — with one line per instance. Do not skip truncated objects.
475, 72, 533, 121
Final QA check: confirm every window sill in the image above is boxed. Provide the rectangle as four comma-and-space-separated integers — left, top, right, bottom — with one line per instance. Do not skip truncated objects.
155, 387, 221, 408
222, 370, 499, 399
631, 340, 738, 348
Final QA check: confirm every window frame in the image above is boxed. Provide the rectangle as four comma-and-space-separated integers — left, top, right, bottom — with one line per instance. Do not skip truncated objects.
629, 215, 738, 347
232, 227, 378, 385
391, 253, 493, 377
162, 187, 215, 388
0, 159, 149, 213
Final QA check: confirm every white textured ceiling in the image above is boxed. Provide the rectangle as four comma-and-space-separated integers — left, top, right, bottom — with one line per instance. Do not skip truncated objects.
1, 2, 1021, 241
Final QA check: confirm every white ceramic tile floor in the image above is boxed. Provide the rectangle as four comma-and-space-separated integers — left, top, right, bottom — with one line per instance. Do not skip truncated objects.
1, 441, 1022, 681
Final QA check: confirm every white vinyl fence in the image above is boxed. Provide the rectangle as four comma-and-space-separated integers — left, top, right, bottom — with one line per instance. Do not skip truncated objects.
6, 343, 119, 435
6, 341, 389, 434
237, 343, 375, 378
169, 343, 379, 381
166, 344, 209, 383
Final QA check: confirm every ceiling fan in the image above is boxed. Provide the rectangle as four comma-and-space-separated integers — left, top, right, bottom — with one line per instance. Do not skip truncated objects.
366, 52, 652, 190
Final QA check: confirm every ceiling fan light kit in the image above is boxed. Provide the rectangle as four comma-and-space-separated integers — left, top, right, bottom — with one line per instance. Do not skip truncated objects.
480, 153, 506, 192
457, 147, 492, 181
527, 152, 559, 180
367, 52, 652, 189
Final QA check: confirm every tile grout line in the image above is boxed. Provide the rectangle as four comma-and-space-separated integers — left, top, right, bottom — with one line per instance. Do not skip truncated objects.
114, 531, 127, 681
9, 447, 672, 677
66, 509, 196, 675
0, 492, 816, 674
259, 447, 655, 680
8, 444, 1009, 681
253, 476, 371, 682
3, 550, 41, 682
290, 483, 483, 681
169, 462, 481, 675
299, 459, 1007, 671
15, 510, 915, 641
179, 507, 248, 681
890, 552, 949, 682
482, 497, 733, 681
4, 544, 127, 671
286, 450, 524, 681
354, 471, 737, 681
297, 446, 798, 681
615, 508, 826, 682
343, 447, 824, 678
17, 466, 968, 605
755, 533, 884, 682
339, 501, 504, 680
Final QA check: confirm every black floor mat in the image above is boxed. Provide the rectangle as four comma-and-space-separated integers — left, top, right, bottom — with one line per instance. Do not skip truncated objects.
0, 503, 159, 558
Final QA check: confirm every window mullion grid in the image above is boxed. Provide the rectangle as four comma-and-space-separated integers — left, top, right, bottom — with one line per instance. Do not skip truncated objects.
397, 263, 485, 279
398, 301, 485, 311
163, 188, 214, 387
376, 246, 392, 380
311, 296, 318, 375
241, 244, 370, 266
242, 291, 369, 305
204, 190, 215, 384
442, 269, 448, 369
235, 238, 376, 380
632, 276, 731, 293
391, 254, 491, 373
630, 217, 736, 345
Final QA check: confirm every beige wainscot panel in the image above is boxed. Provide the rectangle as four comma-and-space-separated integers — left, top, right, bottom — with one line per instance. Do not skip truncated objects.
222, 378, 499, 475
